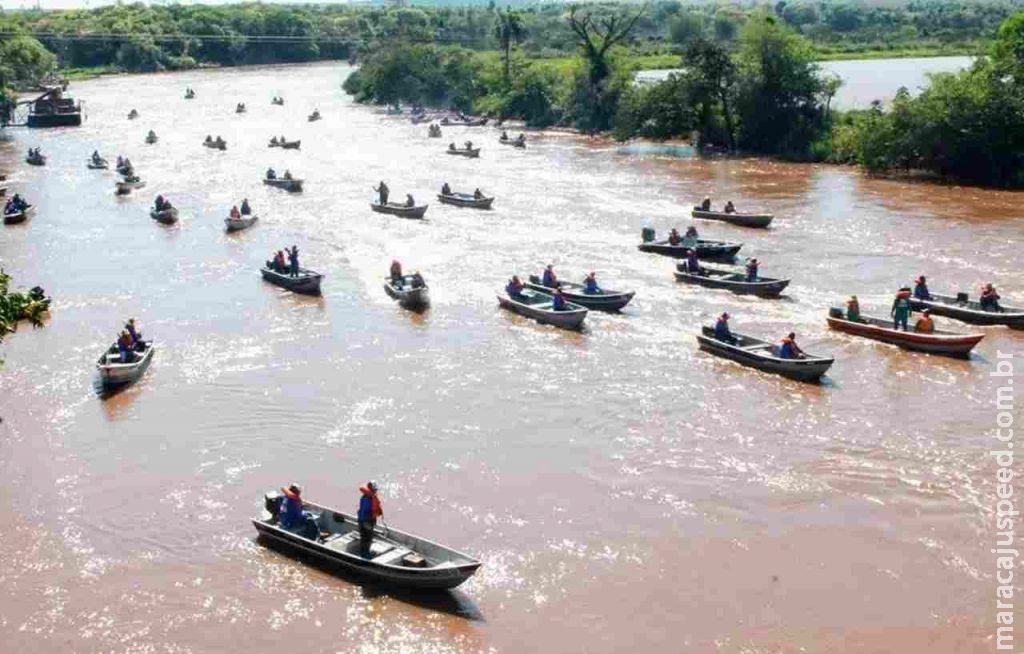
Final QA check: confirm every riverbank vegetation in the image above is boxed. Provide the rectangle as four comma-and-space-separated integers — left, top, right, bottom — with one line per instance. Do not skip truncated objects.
0, 271, 50, 346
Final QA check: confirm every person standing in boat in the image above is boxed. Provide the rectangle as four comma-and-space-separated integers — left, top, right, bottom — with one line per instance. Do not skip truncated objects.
117, 329, 134, 363
390, 260, 403, 287
913, 276, 932, 301
542, 265, 559, 288
411, 271, 425, 289
240, 199, 251, 216
125, 318, 142, 347
287, 246, 300, 277
280, 484, 318, 540
684, 249, 701, 275
745, 258, 759, 282
404, 194, 415, 208
230, 205, 241, 220
914, 309, 935, 333
980, 283, 1002, 311
358, 482, 383, 556
583, 272, 601, 294
274, 250, 287, 273
506, 275, 525, 299
891, 287, 913, 331
778, 333, 805, 359
374, 181, 390, 205
714, 312, 737, 344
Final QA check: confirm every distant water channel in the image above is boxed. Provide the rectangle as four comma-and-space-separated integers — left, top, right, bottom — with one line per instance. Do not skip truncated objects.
637, 55, 974, 109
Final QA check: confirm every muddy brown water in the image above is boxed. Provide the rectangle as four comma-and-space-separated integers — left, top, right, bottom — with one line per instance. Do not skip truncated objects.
0, 63, 1020, 653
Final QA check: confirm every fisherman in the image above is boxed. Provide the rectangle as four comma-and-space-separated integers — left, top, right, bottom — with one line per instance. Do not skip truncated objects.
501, 129, 509, 141
404, 194, 415, 208
147, 129, 156, 140
274, 250, 287, 273
682, 225, 699, 248
374, 181, 390, 205
117, 329, 134, 363
516, 133, 526, 144
700, 198, 711, 211
724, 201, 736, 214
583, 272, 601, 295
542, 264, 559, 288
473, 188, 484, 200
778, 332, 805, 359
270, 136, 279, 146
448, 142, 457, 151
230, 205, 241, 220
205, 135, 213, 144
390, 260, 403, 286
980, 283, 1002, 311
441, 182, 452, 196
283, 170, 293, 180
846, 295, 862, 322
668, 228, 682, 246
266, 167, 277, 180
411, 271, 426, 289
91, 150, 102, 163
745, 258, 759, 282
506, 275, 525, 299
685, 248, 701, 275
155, 195, 166, 211
287, 245, 300, 277
280, 484, 318, 540
913, 276, 932, 301
914, 309, 935, 333
240, 199, 251, 215
464, 140, 473, 151
357, 482, 383, 556
551, 288, 568, 311
891, 287, 913, 331
116, 155, 125, 168
714, 312, 737, 344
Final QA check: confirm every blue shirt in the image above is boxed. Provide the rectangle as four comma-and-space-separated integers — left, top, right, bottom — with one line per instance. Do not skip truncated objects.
584, 278, 599, 294
714, 320, 732, 341
542, 270, 556, 287
552, 294, 567, 311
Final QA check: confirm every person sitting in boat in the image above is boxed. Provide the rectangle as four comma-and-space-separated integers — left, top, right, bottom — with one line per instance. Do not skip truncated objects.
846, 295, 863, 322
914, 309, 935, 333
266, 167, 277, 180
279, 135, 286, 144
147, 130, 156, 139
280, 484, 318, 540
230, 205, 241, 220
891, 287, 913, 331
215, 137, 226, 147
542, 265, 559, 288
270, 136, 279, 146
240, 199, 251, 216
448, 142, 457, 152
913, 276, 932, 301
274, 250, 287, 273
724, 201, 736, 214
681, 225, 699, 248
506, 275, 525, 299
551, 288, 568, 311
116, 155, 125, 168
390, 260, 403, 286
516, 133, 526, 144
125, 318, 143, 348
778, 332, 805, 359
500, 129, 509, 141
464, 140, 474, 151
404, 194, 415, 208
91, 150, 103, 163
745, 258, 759, 282
287, 245, 300, 277
205, 135, 213, 144
473, 188, 484, 200
375, 181, 390, 205
128, 109, 138, 118
714, 313, 737, 344
700, 198, 711, 211
117, 329, 135, 363
667, 228, 682, 246
684, 249, 701, 275
155, 195, 166, 211
357, 481, 383, 556
283, 170, 293, 181
411, 272, 426, 289
441, 182, 452, 196
583, 272, 601, 295
980, 283, 1002, 311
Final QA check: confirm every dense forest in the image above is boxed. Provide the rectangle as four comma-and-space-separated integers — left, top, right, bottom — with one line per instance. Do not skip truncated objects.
1, 1, 1022, 187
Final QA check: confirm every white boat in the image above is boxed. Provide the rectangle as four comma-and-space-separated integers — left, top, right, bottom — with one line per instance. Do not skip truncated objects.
96, 341, 155, 387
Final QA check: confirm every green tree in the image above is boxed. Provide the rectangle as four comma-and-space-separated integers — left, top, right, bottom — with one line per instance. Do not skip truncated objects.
682, 38, 738, 151
494, 6, 525, 84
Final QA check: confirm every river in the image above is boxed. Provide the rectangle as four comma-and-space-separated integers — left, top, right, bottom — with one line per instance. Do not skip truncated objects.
0, 62, 1020, 653
636, 55, 974, 109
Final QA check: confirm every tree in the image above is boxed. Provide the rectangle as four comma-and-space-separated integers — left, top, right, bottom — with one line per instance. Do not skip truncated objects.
494, 6, 524, 84
669, 12, 704, 47
682, 38, 738, 151
0, 36, 58, 88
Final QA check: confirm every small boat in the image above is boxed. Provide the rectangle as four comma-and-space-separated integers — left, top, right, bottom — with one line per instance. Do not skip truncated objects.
261, 266, 323, 295
499, 137, 526, 149
427, 126, 442, 138
225, 215, 258, 232
3, 205, 35, 225
696, 326, 833, 383
370, 202, 428, 220
127, 110, 139, 120
497, 288, 588, 330
26, 154, 46, 166
150, 207, 179, 224
637, 239, 742, 260
263, 178, 304, 193
674, 263, 790, 297
145, 133, 158, 144
446, 147, 480, 158
87, 159, 109, 170
280, 140, 301, 150
96, 341, 155, 387
826, 308, 984, 357
272, 97, 285, 106
525, 275, 635, 312
437, 192, 493, 210
203, 140, 227, 151
909, 293, 1024, 329
384, 276, 430, 310
253, 491, 481, 590
115, 178, 146, 195
691, 208, 774, 229
185, 91, 196, 100
308, 112, 322, 122
236, 105, 247, 114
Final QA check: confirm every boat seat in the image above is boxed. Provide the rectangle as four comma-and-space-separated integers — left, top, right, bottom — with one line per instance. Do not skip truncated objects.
740, 344, 772, 352
372, 547, 412, 566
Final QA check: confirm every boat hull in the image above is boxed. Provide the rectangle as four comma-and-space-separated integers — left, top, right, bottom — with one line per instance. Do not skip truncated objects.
637, 240, 742, 260
225, 216, 258, 232
499, 139, 526, 148
28, 112, 81, 128
150, 208, 179, 224
827, 314, 983, 357
674, 266, 790, 297
97, 342, 155, 387
384, 279, 430, 309
497, 292, 588, 330
3, 205, 35, 225
524, 276, 634, 312
263, 179, 303, 193
696, 327, 833, 383
691, 209, 773, 228
445, 149, 480, 158
261, 267, 322, 295
438, 194, 493, 210
909, 295, 1024, 329
370, 203, 428, 219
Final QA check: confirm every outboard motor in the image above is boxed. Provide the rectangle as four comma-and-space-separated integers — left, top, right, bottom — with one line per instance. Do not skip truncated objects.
641, 226, 656, 243
956, 292, 969, 303
264, 490, 284, 520
828, 307, 844, 319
